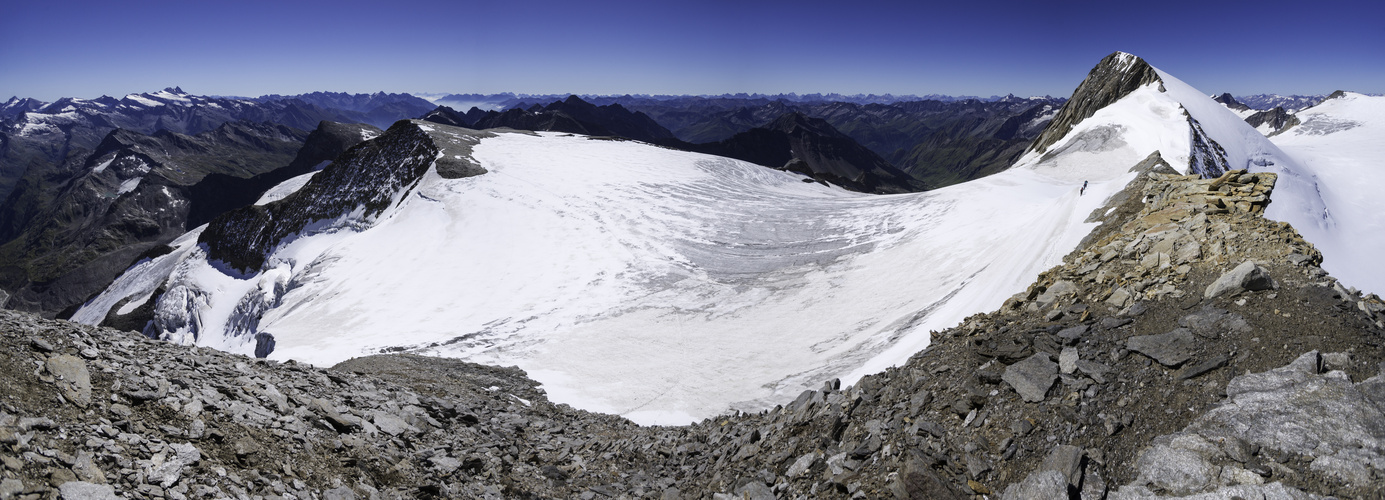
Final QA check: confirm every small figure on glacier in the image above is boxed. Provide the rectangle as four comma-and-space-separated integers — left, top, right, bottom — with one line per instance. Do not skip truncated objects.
1081, 180, 1088, 196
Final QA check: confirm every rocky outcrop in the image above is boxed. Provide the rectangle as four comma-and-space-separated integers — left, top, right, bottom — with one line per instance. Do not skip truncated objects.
1247, 106, 1300, 136
1028, 52, 1164, 158
199, 121, 488, 273
184, 121, 381, 229
1213, 93, 1251, 112
199, 121, 438, 272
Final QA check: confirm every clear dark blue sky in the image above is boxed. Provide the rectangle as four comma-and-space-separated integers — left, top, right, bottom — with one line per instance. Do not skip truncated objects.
3, 0, 1381, 101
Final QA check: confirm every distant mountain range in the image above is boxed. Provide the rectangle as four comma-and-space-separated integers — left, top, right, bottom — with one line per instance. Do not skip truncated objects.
0, 89, 434, 201
422, 92, 1062, 111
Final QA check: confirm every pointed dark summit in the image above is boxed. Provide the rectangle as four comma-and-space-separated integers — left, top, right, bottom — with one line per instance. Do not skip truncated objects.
1214, 93, 1250, 111
1027, 51, 1163, 156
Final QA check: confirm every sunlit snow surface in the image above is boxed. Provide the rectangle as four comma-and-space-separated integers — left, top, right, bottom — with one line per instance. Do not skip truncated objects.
1267, 93, 1385, 294
78, 68, 1379, 424
80, 127, 1135, 424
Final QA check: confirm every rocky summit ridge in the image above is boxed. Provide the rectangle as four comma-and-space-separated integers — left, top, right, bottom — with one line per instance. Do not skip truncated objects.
2, 140, 1384, 499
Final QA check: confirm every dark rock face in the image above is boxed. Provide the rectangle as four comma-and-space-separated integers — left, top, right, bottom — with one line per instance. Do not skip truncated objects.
184, 121, 381, 230
1213, 93, 1250, 112
1187, 116, 1231, 178
200, 121, 441, 273
0, 121, 310, 317
679, 112, 928, 194
634, 97, 1064, 189
1245, 106, 1300, 135
420, 105, 475, 127
253, 333, 275, 358
470, 96, 675, 143
1028, 52, 1164, 158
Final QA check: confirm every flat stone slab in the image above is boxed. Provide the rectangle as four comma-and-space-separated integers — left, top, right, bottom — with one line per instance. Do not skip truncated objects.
1003, 353, 1059, 402
1126, 328, 1197, 367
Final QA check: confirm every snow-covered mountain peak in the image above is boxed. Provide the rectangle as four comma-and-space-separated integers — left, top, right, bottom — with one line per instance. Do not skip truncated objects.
1025, 51, 1163, 160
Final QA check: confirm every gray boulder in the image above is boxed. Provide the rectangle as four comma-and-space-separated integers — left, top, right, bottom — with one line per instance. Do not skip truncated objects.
1000, 470, 1068, 500
58, 482, 118, 500
1205, 261, 1275, 299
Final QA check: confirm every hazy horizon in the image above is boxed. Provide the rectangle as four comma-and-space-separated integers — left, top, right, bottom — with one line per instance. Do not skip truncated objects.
3, 0, 1381, 102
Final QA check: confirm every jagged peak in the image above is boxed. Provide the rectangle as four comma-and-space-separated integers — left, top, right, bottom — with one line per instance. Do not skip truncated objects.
1213, 92, 1250, 111
1025, 51, 1163, 156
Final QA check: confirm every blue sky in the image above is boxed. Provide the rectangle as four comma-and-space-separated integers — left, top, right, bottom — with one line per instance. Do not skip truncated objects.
2, 0, 1381, 101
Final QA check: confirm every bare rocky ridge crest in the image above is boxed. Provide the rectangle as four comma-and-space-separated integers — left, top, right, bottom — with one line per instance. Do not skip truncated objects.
2, 147, 1383, 498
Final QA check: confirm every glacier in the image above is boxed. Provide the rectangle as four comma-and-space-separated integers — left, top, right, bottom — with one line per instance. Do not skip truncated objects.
73, 53, 1378, 424
1264, 92, 1385, 295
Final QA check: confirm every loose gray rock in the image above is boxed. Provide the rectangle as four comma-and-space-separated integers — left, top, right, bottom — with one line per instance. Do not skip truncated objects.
1003, 354, 1058, 402
0, 479, 24, 498
58, 482, 118, 500
46, 354, 91, 408
311, 398, 359, 432
71, 451, 105, 483
1174, 354, 1229, 380
1126, 328, 1196, 367
1075, 360, 1113, 384
1039, 445, 1085, 488
786, 452, 818, 478
1130, 444, 1216, 495
1105, 287, 1133, 308
1205, 261, 1275, 299
323, 487, 357, 500
147, 442, 201, 488
1056, 325, 1088, 344
734, 482, 774, 500
1000, 470, 1068, 500
1059, 348, 1079, 374
371, 410, 411, 436
891, 455, 962, 500
1191, 351, 1385, 463
1036, 281, 1079, 310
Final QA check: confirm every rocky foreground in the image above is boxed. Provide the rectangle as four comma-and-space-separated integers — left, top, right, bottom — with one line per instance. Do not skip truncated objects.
3, 162, 1385, 499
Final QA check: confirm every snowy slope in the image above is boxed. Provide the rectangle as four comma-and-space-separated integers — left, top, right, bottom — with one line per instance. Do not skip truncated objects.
75, 54, 1376, 424
1266, 92, 1385, 294
78, 121, 1132, 424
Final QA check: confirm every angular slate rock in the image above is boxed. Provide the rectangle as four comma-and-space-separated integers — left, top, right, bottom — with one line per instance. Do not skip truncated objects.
1003, 354, 1059, 402
1126, 328, 1196, 367
46, 354, 92, 408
